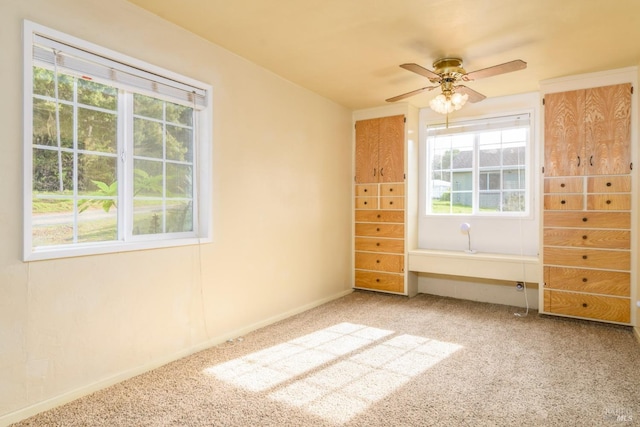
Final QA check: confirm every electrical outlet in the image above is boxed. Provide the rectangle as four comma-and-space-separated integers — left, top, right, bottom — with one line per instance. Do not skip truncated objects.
515, 282, 524, 292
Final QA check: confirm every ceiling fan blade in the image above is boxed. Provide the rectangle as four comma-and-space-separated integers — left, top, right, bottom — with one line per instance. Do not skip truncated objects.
399, 63, 441, 81
462, 59, 527, 81
456, 85, 486, 103
386, 86, 439, 102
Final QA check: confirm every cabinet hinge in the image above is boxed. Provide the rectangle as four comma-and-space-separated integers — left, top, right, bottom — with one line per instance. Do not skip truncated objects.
542, 98, 545, 106
630, 163, 633, 171
631, 86, 634, 94
542, 166, 545, 174
404, 117, 406, 123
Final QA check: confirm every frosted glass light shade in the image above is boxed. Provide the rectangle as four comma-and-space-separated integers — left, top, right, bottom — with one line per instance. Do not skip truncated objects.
430, 92, 469, 114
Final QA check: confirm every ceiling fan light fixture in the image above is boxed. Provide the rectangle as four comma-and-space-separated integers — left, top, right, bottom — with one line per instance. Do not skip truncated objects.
429, 91, 468, 114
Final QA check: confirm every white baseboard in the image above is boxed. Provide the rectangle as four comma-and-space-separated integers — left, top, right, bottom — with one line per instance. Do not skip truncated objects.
0, 288, 353, 427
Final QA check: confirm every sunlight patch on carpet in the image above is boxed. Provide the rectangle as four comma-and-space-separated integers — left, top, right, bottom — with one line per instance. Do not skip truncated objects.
204, 323, 393, 392
270, 333, 462, 423
204, 323, 462, 423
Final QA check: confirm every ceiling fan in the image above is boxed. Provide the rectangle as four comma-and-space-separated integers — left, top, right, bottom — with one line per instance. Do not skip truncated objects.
386, 57, 527, 114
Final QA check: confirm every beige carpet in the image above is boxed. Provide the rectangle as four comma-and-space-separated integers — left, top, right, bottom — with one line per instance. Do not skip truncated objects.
13, 291, 640, 426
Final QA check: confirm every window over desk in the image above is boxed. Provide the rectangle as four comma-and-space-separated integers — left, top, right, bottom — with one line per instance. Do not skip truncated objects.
426, 113, 531, 216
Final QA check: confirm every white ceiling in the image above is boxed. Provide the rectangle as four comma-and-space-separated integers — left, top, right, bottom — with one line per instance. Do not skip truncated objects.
126, 0, 640, 110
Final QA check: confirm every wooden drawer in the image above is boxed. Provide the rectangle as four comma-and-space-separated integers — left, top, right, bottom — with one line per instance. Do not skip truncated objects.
355, 223, 404, 238
355, 184, 378, 197
380, 183, 405, 196
355, 252, 404, 273
544, 266, 630, 297
543, 195, 583, 210
544, 177, 583, 193
544, 290, 630, 323
587, 175, 631, 193
355, 197, 377, 209
543, 247, 630, 270
587, 194, 631, 210
355, 270, 404, 293
380, 196, 404, 210
544, 211, 630, 229
355, 237, 404, 253
355, 210, 404, 223
543, 228, 630, 249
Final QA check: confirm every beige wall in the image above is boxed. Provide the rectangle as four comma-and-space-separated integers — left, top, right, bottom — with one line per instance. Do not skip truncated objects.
0, 0, 353, 423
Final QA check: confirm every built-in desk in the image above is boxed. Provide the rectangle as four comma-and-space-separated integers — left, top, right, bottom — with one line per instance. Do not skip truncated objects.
408, 249, 540, 283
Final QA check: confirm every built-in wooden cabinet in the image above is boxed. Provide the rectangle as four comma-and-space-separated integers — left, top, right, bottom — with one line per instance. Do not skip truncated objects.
542, 82, 633, 324
544, 83, 632, 177
354, 115, 407, 294
355, 115, 405, 183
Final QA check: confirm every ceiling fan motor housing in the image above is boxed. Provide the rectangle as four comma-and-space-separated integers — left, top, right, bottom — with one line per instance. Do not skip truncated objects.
432, 58, 466, 81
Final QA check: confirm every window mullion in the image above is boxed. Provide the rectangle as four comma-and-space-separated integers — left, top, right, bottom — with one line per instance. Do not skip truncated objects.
472, 134, 479, 214
72, 78, 79, 244
121, 91, 133, 241
162, 102, 167, 234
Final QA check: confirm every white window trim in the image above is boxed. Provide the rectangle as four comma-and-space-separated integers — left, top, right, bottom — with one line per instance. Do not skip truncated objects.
23, 20, 213, 261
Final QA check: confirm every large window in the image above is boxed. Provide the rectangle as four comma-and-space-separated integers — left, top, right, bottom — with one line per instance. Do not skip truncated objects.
426, 114, 530, 215
24, 22, 212, 260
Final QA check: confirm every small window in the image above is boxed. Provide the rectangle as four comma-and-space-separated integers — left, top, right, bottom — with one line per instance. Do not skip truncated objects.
426, 114, 530, 215
24, 21, 212, 260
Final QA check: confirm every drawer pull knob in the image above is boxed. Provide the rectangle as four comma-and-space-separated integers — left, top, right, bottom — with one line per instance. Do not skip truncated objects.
376, 259, 380, 263
582, 217, 588, 222
377, 214, 381, 218
606, 200, 611, 205
364, 201, 368, 205
389, 201, 394, 205
582, 235, 587, 240
364, 188, 368, 192
582, 278, 588, 282
560, 200, 566, 204
389, 188, 393, 192
582, 255, 588, 260
606, 182, 612, 187
560, 183, 565, 188
376, 242, 380, 246
376, 228, 380, 231
582, 303, 588, 308
376, 278, 380, 282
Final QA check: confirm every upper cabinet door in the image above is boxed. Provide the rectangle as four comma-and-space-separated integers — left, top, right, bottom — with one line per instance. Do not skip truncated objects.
584, 83, 631, 175
355, 118, 379, 183
378, 115, 405, 183
544, 83, 632, 177
355, 115, 405, 183
544, 89, 585, 177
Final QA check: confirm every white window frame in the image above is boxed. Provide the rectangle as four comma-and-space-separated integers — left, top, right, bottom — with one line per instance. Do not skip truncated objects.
424, 113, 532, 217
23, 21, 212, 261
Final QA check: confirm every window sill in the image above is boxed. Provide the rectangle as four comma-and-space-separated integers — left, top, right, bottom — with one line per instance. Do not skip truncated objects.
24, 235, 211, 262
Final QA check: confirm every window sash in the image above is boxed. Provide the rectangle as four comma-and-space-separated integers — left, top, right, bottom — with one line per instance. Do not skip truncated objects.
24, 20, 211, 261
426, 115, 530, 215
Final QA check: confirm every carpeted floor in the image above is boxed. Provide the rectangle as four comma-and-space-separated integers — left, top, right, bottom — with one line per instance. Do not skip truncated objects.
13, 291, 640, 426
